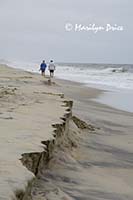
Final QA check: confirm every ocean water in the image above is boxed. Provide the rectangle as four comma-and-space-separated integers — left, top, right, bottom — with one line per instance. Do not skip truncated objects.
56, 63, 133, 91
1, 60, 133, 112
56, 63, 133, 112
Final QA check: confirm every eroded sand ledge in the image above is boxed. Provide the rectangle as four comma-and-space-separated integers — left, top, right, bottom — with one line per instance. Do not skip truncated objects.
0, 65, 74, 199
0, 65, 93, 200
1, 65, 133, 200
20, 100, 74, 200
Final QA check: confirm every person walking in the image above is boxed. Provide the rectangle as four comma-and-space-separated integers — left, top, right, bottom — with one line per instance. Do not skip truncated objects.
48, 60, 56, 77
39, 60, 47, 76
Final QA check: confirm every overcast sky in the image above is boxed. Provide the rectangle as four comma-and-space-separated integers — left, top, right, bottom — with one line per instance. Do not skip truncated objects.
0, 0, 133, 64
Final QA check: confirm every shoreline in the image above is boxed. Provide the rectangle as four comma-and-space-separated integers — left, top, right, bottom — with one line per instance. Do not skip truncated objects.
0, 65, 133, 200
55, 77, 133, 113
93, 89, 133, 113
5, 61, 133, 113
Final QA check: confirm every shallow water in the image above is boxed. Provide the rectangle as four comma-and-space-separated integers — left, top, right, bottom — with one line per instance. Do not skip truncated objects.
94, 90, 133, 113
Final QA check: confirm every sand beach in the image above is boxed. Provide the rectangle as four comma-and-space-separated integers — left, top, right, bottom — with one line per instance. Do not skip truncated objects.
0, 65, 133, 200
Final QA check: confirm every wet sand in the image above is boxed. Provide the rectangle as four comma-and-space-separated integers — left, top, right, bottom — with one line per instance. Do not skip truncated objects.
55, 79, 133, 200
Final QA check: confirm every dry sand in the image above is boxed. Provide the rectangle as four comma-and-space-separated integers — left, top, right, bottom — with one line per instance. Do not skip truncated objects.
0, 65, 67, 199
0, 65, 133, 200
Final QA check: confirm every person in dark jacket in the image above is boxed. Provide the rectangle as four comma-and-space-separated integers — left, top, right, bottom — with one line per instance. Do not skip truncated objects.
39, 60, 47, 76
